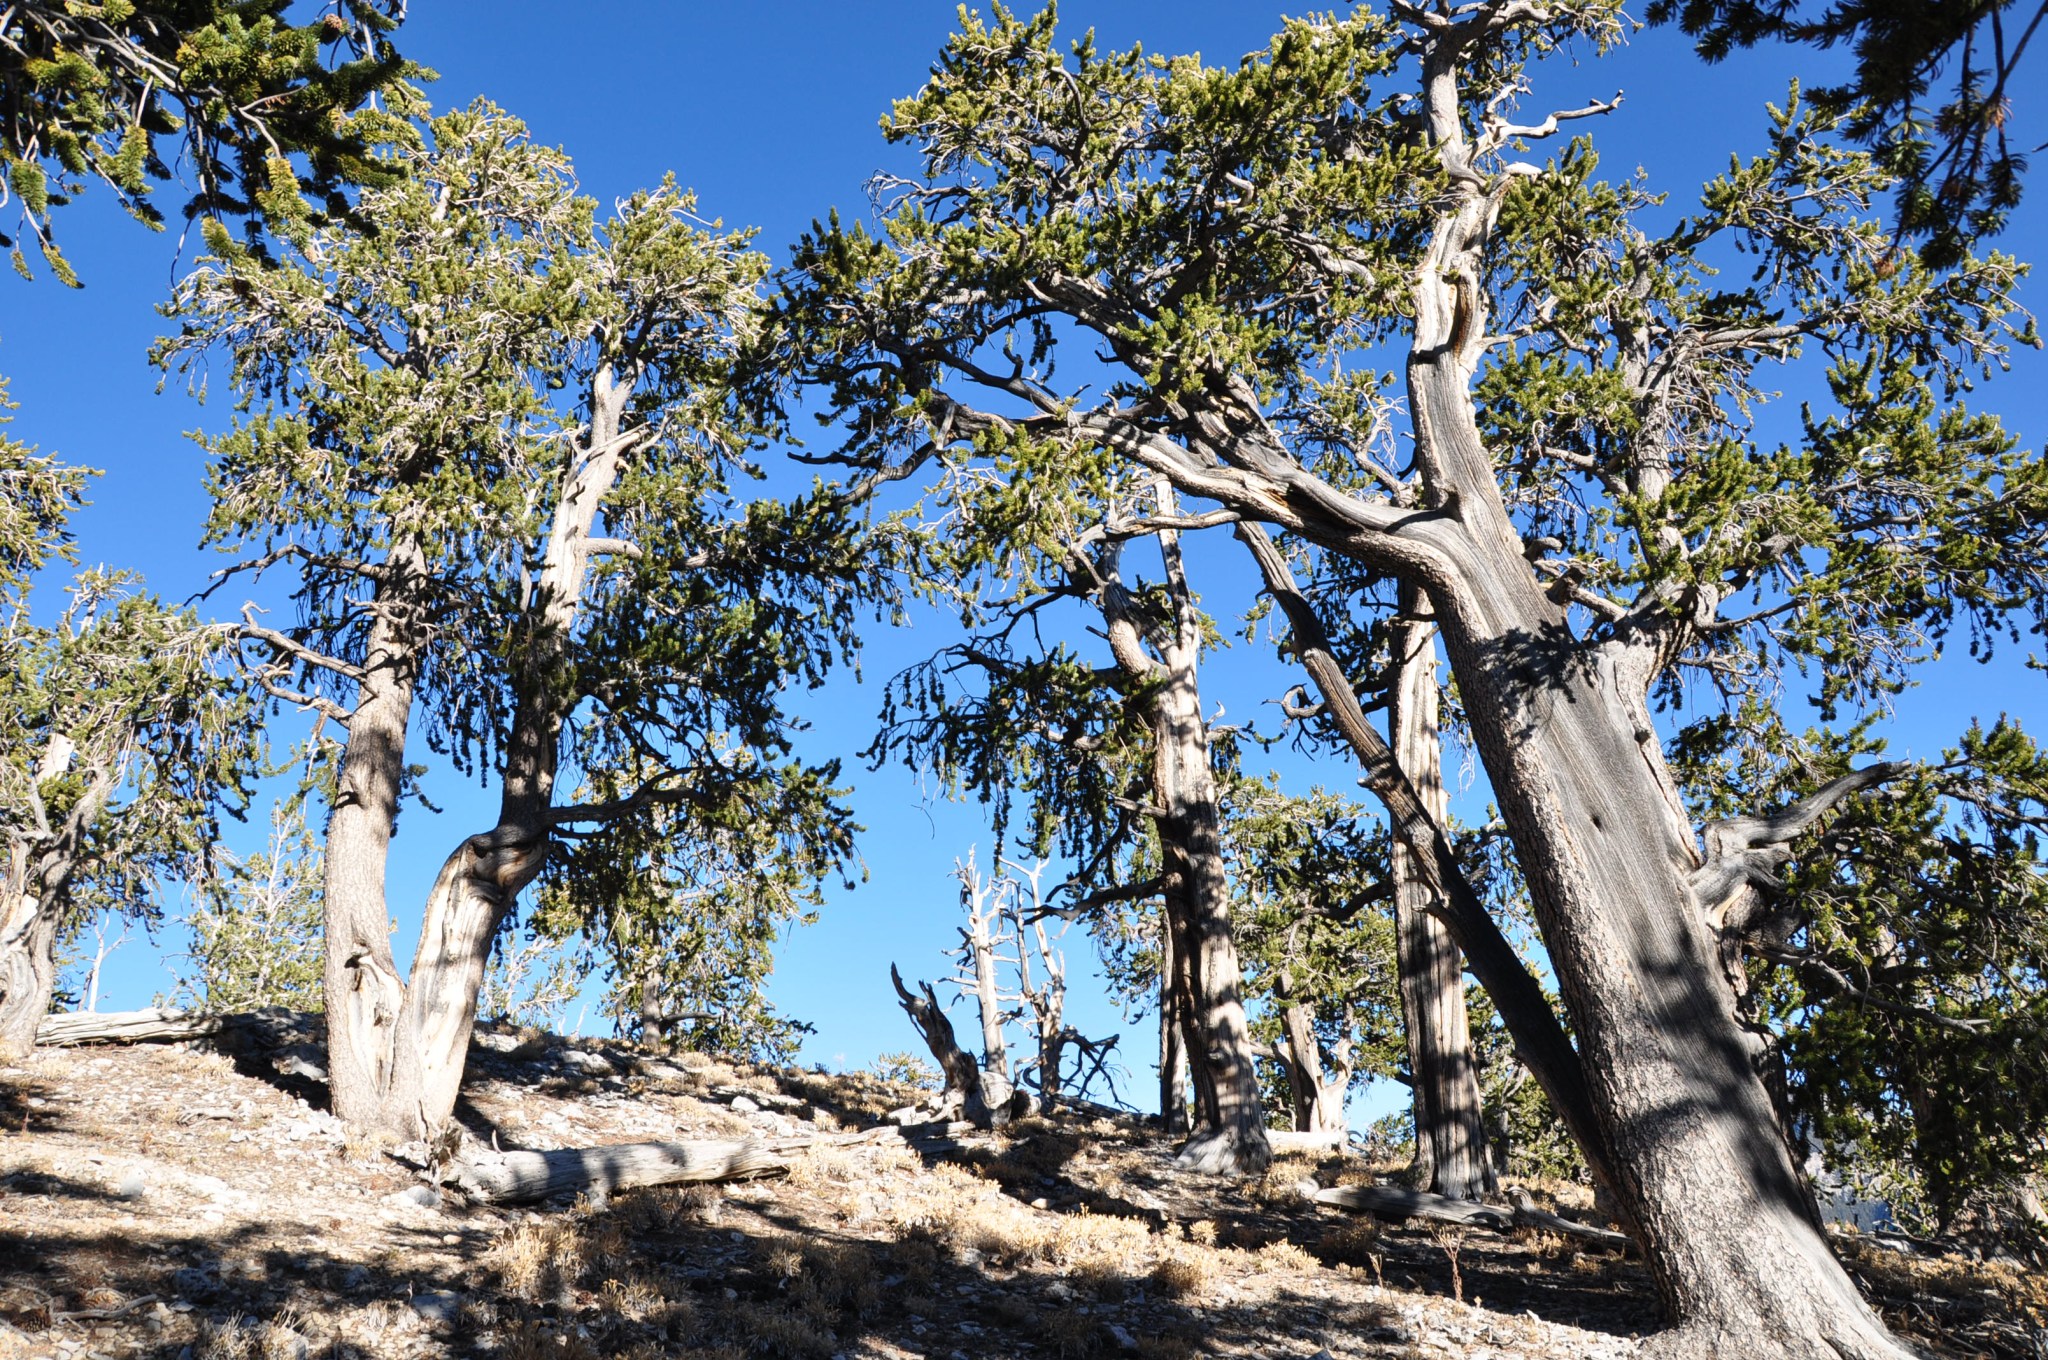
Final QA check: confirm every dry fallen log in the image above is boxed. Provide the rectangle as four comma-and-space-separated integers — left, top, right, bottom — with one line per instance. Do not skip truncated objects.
1315, 1183, 1513, 1229
1316, 1182, 1636, 1252
446, 1138, 787, 1205
35, 1008, 223, 1046
1506, 1187, 1635, 1251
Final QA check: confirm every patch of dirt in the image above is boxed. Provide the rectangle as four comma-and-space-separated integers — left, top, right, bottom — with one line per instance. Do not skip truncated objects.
1, 1032, 2038, 1360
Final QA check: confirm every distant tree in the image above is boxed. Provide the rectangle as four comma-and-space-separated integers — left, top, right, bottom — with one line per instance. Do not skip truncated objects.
527, 759, 843, 1065
1226, 779, 1401, 1141
0, 559, 260, 1053
0, 0, 417, 282
158, 103, 873, 1139
1649, 0, 2042, 266
170, 800, 324, 1014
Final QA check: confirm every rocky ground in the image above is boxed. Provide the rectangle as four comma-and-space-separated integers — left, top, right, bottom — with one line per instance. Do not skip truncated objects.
2, 1030, 2042, 1360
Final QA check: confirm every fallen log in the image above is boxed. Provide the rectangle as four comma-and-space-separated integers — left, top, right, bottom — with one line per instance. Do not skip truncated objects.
446, 1138, 787, 1205
1314, 1183, 1513, 1229
1316, 1183, 1636, 1252
1506, 1187, 1635, 1251
35, 1008, 223, 1046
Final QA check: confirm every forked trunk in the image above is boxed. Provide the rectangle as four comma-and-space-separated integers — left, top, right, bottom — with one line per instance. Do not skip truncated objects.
325, 368, 640, 1141
1389, 598, 1493, 1201
1277, 998, 1350, 1135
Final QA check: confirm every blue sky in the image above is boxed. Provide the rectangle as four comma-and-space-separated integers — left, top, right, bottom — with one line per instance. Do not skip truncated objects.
3, 3, 2042, 1122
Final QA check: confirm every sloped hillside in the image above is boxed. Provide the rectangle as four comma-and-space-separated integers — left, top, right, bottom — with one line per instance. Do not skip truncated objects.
1, 1030, 2039, 1360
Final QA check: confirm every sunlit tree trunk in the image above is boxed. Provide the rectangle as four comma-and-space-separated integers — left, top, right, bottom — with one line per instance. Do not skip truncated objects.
1389, 593, 1494, 1200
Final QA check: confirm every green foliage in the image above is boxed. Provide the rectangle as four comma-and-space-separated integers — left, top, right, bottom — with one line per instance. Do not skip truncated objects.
529, 756, 843, 1064
158, 102, 878, 1052
869, 1050, 940, 1091
1648, 0, 2035, 266
171, 801, 323, 1013
1698, 720, 2048, 1229
1226, 777, 1404, 1100
0, 0, 423, 280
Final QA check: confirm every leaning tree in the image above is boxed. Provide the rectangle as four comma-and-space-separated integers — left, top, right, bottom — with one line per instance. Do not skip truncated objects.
158, 102, 874, 1139
778, 4, 2047, 1354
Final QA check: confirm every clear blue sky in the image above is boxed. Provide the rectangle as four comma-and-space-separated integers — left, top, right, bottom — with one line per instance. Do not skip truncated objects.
3, 3, 2042, 1121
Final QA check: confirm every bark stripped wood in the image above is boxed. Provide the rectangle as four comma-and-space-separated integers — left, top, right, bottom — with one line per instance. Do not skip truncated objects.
1315, 1183, 1633, 1251
446, 1137, 785, 1204
34, 1007, 222, 1046
890, 963, 1019, 1129
33, 1005, 322, 1051
951, 852, 1011, 1079
1267, 1128, 1348, 1154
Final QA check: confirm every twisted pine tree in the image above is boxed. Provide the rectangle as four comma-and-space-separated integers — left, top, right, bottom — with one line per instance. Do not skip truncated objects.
778, 4, 2048, 1354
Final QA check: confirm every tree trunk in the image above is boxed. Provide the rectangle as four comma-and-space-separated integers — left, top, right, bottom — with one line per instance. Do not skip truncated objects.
890, 963, 1016, 1129
0, 879, 60, 1059
1388, 86, 1916, 1348
1157, 907, 1190, 1135
326, 367, 639, 1141
1120, 510, 1270, 1176
1389, 594, 1494, 1201
1277, 999, 1350, 1135
957, 859, 1010, 1078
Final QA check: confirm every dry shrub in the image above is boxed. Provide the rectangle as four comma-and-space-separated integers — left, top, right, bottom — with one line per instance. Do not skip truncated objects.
1042, 1306, 1101, 1358
1253, 1239, 1318, 1274
1147, 1250, 1212, 1300
1315, 1218, 1382, 1266
197, 1313, 256, 1360
617, 1183, 721, 1236
502, 1326, 599, 1360
723, 1300, 835, 1360
1186, 1219, 1219, 1247
491, 1219, 588, 1301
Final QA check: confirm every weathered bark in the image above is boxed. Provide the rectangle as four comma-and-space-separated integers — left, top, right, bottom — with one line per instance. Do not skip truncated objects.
890, 963, 1017, 1129
1273, 987, 1351, 1136
1389, 593, 1494, 1201
34, 1007, 222, 1046
1370, 43, 1919, 1348
448, 1137, 785, 1204
1157, 907, 1191, 1135
0, 883, 60, 1059
1315, 1183, 1632, 1251
1235, 522, 1613, 1195
1099, 507, 1270, 1175
327, 367, 640, 1141
955, 856, 1011, 1079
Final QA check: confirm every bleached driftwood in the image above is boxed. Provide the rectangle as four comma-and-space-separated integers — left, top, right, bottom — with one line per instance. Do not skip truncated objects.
1316, 1182, 1635, 1251
35, 1008, 223, 1046
446, 1138, 787, 1205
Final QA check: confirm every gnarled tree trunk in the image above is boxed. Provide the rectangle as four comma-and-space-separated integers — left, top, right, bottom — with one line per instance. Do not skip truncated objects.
1382, 68, 1914, 1347
1098, 504, 1270, 1175
326, 369, 639, 1140
0, 877, 60, 1060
